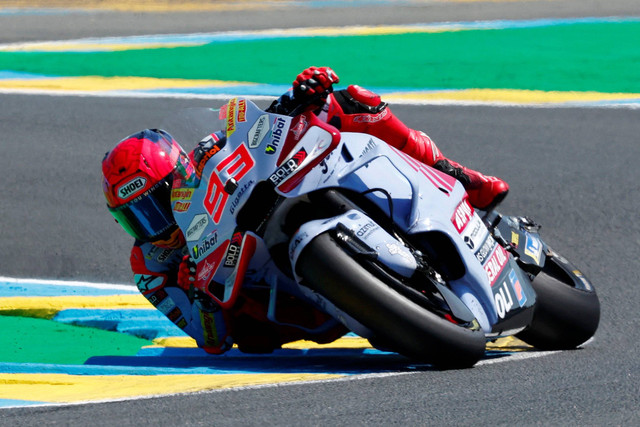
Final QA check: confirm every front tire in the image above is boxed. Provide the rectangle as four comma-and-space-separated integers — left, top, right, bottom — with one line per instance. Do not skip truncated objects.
517, 255, 600, 350
296, 232, 486, 369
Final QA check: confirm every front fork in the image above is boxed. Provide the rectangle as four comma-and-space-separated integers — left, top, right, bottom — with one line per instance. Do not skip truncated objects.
287, 189, 481, 330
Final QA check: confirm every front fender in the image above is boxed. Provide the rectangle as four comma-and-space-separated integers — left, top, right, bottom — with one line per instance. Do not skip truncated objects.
289, 210, 417, 283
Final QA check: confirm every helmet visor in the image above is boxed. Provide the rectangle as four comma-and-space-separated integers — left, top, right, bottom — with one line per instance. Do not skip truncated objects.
108, 177, 176, 241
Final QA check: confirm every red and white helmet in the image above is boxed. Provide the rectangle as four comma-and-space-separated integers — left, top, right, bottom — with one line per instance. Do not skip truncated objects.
102, 129, 190, 246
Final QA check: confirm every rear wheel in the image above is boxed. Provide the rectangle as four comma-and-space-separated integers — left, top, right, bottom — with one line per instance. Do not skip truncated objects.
296, 232, 486, 369
516, 254, 600, 350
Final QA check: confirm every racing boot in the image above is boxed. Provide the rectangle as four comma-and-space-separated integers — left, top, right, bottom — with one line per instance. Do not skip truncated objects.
402, 128, 509, 210
432, 158, 509, 211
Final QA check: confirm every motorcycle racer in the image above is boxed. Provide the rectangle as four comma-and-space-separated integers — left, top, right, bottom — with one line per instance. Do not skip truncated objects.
102, 130, 346, 354
101, 66, 509, 354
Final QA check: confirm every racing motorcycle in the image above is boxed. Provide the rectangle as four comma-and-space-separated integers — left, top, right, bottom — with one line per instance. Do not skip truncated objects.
166, 98, 600, 368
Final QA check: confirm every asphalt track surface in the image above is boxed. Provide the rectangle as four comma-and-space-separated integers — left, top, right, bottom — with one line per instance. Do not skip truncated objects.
1, 1, 639, 425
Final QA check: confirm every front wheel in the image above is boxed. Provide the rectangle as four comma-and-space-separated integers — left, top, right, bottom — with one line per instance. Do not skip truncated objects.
296, 232, 486, 369
516, 254, 600, 350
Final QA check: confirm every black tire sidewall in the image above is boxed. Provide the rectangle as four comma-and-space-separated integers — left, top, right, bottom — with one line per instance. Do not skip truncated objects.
297, 232, 486, 368
517, 266, 600, 350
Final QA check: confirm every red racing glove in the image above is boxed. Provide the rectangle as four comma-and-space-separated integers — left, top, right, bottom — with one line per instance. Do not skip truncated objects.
177, 255, 196, 291
292, 66, 340, 105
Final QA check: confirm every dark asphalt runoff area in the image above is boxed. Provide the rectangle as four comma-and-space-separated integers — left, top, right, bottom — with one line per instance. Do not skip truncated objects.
1, 1, 639, 425
1, 0, 639, 43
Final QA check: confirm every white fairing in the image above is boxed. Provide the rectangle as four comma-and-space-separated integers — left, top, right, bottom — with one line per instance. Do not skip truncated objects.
171, 98, 510, 336
289, 132, 501, 331
289, 209, 418, 282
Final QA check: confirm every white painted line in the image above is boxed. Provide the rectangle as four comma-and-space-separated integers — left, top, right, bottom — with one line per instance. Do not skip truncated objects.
1, 88, 639, 109
0, 276, 133, 290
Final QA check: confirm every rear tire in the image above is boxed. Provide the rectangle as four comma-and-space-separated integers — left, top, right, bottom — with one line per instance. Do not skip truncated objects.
517, 256, 600, 350
296, 232, 486, 369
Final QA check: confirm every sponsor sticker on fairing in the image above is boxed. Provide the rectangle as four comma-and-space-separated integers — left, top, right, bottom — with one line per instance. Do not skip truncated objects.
509, 269, 527, 305
484, 244, 508, 286
359, 139, 377, 158
194, 138, 223, 178
185, 214, 209, 242
174, 201, 191, 212
265, 117, 287, 154
248, 114, 269, 148
461, 216, 484, 251
494, 280, 515, 319
524, 233, 542, 263
237, 99, 247, 122
223, 232, 243, 268
290, 115, 308, 141
226, 98, 237, 138
451, 197, 475, 233
510, 231, 520, 248
494, 269, 527, 318
229, 180, 254, 215
475, 236, 496, 264
192, 230, 218, 260
268, 148, 307, 186
356, 220, 379, 239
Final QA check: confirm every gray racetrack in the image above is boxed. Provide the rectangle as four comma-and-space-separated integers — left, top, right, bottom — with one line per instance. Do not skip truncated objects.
1, 1, 639, 425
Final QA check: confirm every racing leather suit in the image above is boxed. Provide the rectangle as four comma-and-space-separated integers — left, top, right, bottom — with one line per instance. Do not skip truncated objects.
130, 135, 347, 354
270, 83, 509, 210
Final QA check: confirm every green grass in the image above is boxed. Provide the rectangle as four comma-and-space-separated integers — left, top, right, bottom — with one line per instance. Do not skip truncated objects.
1, 21, 639, 92
0, 315, 151, 364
